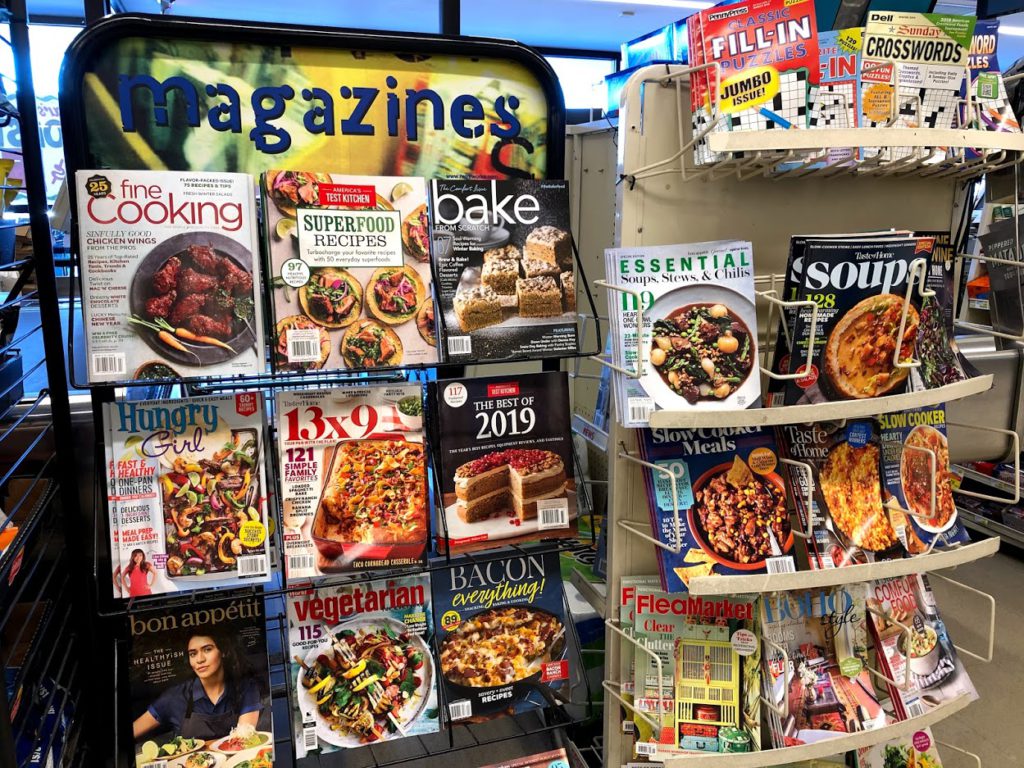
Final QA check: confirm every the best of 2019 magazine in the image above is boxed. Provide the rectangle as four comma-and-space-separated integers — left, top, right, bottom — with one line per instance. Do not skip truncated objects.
129, 595, 274, 767
867, 574, 978, 720
276, 385, 428, 581
760, 586, 887, 749
430, 371, 578, 554
429, 179, 578, 363
103, 393, 271, 599
878, 405, 971, 553
432, 551, 570, 723
286, 574, 439, 757
604, 241, 760, 427
262, 172, 438, 373
638, 426, 796, 593
76, 170, 265, 383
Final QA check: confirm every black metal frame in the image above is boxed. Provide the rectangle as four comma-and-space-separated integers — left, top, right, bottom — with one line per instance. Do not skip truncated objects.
57, 13, 599, 768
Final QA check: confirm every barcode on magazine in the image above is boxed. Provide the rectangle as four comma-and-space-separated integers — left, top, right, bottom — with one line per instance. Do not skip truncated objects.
289, 554, 316, 573
447, 336, 472, 356
143, 762, 168, 768
237, 555, 267, 578
448, 699, 472, 721
627, 397, 654, 423
905, 699, 926, 718
287, 328, 323, 362
635, 742, 657, 757
91, 353, 126, 377
766, 556, 796, 574
302, 721, 318, 751
621, 719, 635, 734
537, 499, 570, 530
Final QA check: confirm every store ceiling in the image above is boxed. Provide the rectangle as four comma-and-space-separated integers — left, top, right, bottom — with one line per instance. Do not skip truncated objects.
29, 0, 706, 51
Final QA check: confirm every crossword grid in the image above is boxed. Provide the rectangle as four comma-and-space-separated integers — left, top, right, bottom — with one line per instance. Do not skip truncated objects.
729, 70, 810, 131
861, 75, 964, 161
810, 82, 856, 128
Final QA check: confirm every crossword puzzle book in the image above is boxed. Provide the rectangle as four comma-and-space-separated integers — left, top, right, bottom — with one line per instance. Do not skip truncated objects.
966, 19, 1020, 159
689, 0, 819, 165
860, 11, 976, 161
809, 29, 862, 164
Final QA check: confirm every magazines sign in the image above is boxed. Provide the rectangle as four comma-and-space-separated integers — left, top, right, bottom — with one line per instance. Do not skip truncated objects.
61, 17, 560, 180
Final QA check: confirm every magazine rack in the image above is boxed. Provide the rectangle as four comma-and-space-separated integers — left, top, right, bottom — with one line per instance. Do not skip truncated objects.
600, 63, 1015, 767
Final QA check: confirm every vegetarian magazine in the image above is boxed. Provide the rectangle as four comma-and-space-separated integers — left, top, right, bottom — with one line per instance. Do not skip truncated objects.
432, 551, 570, 723
604, 241, 760, 427
783, 236, 935, 405
638, 426, 796, 593
103, 394, 271, 599
275, 385, 428, 580
262, 172, 438, 373
867, 574, 978, 720
76, 170, 264, 383
430, 371, 578, 554
878, 405, 970, 553
760, 586, 887, 748
429, 179, 578, 363
128, 595, 274, 768
777, 419, 905, 570
286, 575, 438, 757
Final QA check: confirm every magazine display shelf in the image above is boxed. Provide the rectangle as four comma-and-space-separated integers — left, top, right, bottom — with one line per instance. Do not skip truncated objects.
601, 62, 1010, 768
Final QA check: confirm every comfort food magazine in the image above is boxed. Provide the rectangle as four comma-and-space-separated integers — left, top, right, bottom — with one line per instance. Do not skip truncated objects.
275, 385, 428, 580
430, 371, 578, 554
604, 241, 760, 428
637, 426, 796, 593
429, 179, 577, 363
129, 595, 274, 767
287, 575, 438, 757
432, 551, 570, 723
76, 170, 264, 383
103, 393, 271, 599
262, 172, 437, 373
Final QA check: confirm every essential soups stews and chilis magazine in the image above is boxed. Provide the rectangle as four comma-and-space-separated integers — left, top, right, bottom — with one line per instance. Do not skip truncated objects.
262, 173, 437, 373
103, 393, 271, 599
287, 574, 438, 757
604, 241, 760, 427
76, 170, 265, 383
129, 596, 274, 767
276, 385, 428, 580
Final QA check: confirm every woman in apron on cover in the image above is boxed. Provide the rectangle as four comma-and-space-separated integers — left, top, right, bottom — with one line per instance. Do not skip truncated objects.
133, 629, 262, 741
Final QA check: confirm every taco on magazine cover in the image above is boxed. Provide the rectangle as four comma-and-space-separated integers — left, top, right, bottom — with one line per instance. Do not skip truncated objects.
366, 266, 425, 326
341, 319, 404, 368
298, 267, 363, 329
402, 203, 431, 263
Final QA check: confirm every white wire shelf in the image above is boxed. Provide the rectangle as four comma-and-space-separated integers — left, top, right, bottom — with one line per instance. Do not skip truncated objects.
685, 536, 1000, 596
650, 694, 973, 767
708, 127, 1024, 154
646, 374, 993, 428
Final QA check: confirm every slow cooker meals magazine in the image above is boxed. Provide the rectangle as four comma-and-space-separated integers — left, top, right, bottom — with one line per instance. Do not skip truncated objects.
76, 170, 265, 383
275, 385, 429, 580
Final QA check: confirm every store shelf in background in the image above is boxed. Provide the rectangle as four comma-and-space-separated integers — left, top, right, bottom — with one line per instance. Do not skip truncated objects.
647, 375, 993, 429
570, 568, 606, 616
968, 298, 989, 311
959, 508, 1024, 549
686, 536, 1000, 596
571, 414, 608, 453
952, 463, 1018, 496
649, 694, 972, 767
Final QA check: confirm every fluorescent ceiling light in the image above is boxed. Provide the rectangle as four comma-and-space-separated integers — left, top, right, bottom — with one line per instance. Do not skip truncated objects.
586, 0, 714, 8
1000, 25, 1024, 36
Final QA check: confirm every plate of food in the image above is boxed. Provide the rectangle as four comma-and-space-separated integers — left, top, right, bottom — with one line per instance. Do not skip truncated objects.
415, 300, 436, 347
128, 232, 257, 366
223, 748, 273, 768
818, 436, 902, 554
168, 752, 222, 768
298, 268, 362, 329
639, 286, 758, 409
821, 294, 919, 400
137, 736, 203, 766
297, 614, 433, 748
207, 726, 272, 756
687, 457, 793, 570
439, 605, 566, 712
366, 266, 426, 326
310, 438, 427, 566
340, 319, 404, 368
159, 427, 262, 579
265, 170, 333, 217
274, 315, 331, 372
900, 425, 957, 533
